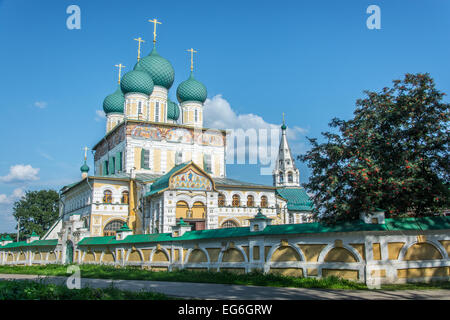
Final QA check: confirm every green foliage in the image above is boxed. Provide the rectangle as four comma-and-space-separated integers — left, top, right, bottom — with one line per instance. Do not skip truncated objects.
12, 189, 59, 239
0, 280, 170, 300
0, 264, 448, 291
299, 73, 450, 222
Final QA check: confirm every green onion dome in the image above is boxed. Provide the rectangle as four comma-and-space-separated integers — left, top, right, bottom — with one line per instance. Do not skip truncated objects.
103, 87, 125, 114
176, 72, 207, 104
120, 70, 154, 95
281, 123, 286, 130
137, 47, 175, 89
167, 99, 180, 121
80, 161, 89, 173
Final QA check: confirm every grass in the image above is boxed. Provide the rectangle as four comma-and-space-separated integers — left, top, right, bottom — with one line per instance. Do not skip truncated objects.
0, 279, 171, 300
0, 264, 448, 291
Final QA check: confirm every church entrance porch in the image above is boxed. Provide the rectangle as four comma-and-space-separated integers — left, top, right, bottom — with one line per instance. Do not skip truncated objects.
176, 200, 206, 230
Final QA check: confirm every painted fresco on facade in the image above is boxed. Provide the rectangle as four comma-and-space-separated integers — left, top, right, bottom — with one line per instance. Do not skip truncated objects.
171, 169, 213, 191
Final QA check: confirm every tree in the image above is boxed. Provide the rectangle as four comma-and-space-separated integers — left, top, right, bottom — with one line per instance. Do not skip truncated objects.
12, 189, 59, 238
299, 73, 450, 222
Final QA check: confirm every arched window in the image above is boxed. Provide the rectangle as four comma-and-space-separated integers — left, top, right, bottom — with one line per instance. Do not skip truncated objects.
103, 220, 125, 236
247, 195, 254, 207
221, 220, 239, 228
176, 201, 189, 219
279, 174, 284, 183
155, 102, 160, 122
218, 194, 225, 207
121, 191, 129, 204
192, 201, 206, 219
138, 101, 142, 116
288, 172, 293, 183
103, 190, 112, 204
232, 194, 240, 207
260, 195, 268, 208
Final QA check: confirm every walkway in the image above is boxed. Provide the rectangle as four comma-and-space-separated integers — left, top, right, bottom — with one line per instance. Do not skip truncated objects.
0, 274, 448, 300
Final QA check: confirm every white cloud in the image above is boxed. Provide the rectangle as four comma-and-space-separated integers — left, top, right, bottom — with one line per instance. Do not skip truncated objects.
34, 101, 48, 109
204, 95, 307, 140
203, 95, 308, 173
0, 165, 40, 183
0, 188, 25, 204
95, 110, 106, 121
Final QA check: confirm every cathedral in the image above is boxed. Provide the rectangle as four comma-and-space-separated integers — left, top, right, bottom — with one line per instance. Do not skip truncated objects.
44, 19, 313, 241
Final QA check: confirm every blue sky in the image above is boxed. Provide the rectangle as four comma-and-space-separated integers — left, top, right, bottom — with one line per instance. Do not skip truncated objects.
0, 0, 449, 232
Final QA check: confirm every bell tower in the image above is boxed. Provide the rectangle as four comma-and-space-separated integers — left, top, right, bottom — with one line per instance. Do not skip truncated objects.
273, 114, 300, 187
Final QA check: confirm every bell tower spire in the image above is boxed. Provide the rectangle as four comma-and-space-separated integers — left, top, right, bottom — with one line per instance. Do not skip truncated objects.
273, 114, 300, 187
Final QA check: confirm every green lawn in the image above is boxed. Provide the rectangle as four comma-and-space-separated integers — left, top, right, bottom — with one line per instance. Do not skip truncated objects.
0, 264, 448, 291
0, 279, 170, 300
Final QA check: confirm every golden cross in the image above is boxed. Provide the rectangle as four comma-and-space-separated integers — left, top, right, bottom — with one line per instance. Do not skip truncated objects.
84, 146, 88, 161
134, 37, 145, 61
114, 63, 126, 84
186, 48, 197, 72
282, 112, 285, 124
148, 18, 162, 44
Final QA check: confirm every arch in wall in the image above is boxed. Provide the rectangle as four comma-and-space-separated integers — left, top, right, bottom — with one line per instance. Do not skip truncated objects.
232, 194, 241, 207
260, 195, 268, 208
270, 246, 302, 262
176, 201, 189, 219
247, 195, 255, 207
186, 248, 209, 264
220, 219, 240, 228
127, 249, 143, 262
401, 242, 444, 261
101, 250, 115, 263
267, 243, 305, 262
151, 249, 170, 263
192, 201, 206, 219
221, 248, 246, 263
218, 193, 225, 206
83, 251, 95, 263
103, 219, 126, 236
287, 172, 293, 183
33, 252, 42, 262
103, 190, 113, 203
318, 243, 363, 263
323, 247, 358, 263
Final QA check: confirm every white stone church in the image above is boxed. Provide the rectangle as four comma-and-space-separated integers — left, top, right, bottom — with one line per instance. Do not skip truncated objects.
44, 24, 313, 242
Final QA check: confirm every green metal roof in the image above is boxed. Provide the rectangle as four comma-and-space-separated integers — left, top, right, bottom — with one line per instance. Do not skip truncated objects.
77, 216, 450, 246
0, 239, 58, 249
137, 47, 175, 89
120, 70, 154, 95
176, 72, 207, 104
103, 86, 125, 114
276, 187, 314, 211
213, 177, 271, 188
146, 162, 191, 196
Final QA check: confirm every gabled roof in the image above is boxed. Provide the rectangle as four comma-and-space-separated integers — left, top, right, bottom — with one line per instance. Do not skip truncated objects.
276, 187, 314, 211
145, 161, 216, 197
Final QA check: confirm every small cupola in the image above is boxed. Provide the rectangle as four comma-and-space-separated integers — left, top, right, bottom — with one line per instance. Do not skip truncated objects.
171, 218, 192, 237
248, 208, 273, 232
115, 223, 133, 240
1, 235, 13, 246
360, 209, 385, 224
26, 231, 40, 243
